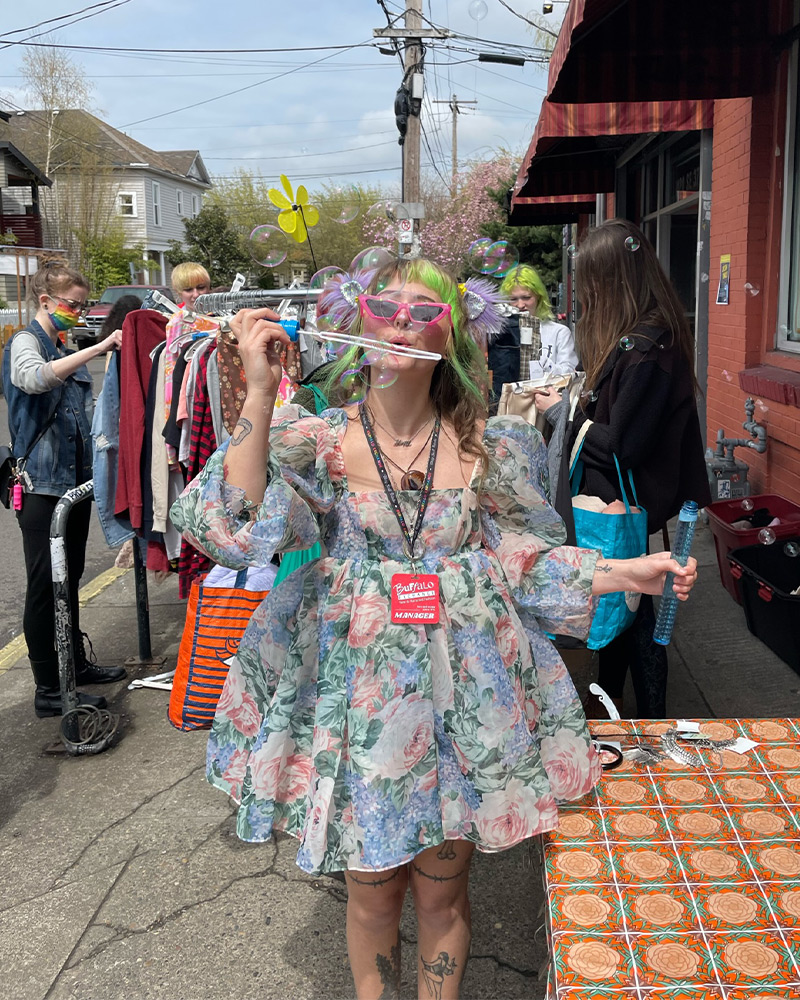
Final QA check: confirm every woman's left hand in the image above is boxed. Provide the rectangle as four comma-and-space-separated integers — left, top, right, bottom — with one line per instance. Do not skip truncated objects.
627, 552, 698, 599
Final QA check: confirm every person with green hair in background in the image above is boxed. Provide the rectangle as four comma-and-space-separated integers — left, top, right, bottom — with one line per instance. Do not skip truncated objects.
488, 264, 579, 406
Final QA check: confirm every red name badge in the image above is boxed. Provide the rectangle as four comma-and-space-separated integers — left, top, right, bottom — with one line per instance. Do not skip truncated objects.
390, 573, 440, 624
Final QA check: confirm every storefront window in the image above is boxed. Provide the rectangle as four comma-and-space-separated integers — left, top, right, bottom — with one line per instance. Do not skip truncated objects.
782, 58, 800, 349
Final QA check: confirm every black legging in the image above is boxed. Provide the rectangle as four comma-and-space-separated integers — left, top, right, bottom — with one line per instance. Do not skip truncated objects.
596, 593, 668, 718
16, 492, 91, 690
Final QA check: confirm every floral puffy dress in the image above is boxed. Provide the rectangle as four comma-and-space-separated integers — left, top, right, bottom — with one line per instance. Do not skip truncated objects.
170, 405, 602, 875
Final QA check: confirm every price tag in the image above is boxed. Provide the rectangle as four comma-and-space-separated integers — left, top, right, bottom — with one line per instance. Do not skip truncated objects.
391, 573, 439, 624
519, 325, 533, 345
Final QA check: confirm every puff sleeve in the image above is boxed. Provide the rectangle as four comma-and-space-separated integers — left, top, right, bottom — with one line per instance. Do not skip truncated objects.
481, 416, 599, 638
170, 404, 344, 570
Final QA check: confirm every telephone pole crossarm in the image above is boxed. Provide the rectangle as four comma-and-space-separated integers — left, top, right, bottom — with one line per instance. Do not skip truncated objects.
373, 27, 450, 38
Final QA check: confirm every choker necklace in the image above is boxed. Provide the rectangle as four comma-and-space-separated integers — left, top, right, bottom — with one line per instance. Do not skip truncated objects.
366, 404, 433, 448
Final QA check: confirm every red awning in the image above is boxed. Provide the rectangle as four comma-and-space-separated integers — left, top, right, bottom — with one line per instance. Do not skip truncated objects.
512, 98, 712, 201
547, 0, 779, 105
509, 192, 596, 226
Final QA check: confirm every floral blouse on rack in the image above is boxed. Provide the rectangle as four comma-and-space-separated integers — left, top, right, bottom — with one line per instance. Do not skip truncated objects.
170, 405, 602, 875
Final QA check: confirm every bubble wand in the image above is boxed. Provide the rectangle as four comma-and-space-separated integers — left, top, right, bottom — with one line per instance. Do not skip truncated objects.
652, 500, 699, 646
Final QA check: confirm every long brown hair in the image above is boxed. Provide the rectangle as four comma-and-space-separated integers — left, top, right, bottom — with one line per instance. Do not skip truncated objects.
575, 219, 695, 391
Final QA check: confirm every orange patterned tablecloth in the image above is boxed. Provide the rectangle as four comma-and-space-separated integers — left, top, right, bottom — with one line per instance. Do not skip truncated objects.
544, 718, 800, 999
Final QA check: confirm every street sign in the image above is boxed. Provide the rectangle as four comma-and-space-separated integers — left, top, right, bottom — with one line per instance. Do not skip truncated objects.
398, 218, 414, 245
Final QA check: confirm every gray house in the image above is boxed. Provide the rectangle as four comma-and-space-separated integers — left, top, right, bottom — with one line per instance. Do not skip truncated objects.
0, 109, 212, 288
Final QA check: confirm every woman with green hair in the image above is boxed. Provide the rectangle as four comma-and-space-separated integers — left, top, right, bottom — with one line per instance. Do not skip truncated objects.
489, 264, 579, 403
171, 254, 698, 999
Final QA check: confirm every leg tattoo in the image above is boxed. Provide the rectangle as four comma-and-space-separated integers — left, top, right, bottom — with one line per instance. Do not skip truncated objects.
347, 868, 402, 888
436, 841, 457, 861
375, 937, 401, 999
411, 861, 466, 883
420, 952, 457, 1000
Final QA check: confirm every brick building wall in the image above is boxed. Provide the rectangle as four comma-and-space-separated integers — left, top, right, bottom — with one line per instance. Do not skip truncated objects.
706, 91, 800, 502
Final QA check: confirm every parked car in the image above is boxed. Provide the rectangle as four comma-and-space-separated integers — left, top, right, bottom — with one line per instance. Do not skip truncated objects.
72, 284, 172, 350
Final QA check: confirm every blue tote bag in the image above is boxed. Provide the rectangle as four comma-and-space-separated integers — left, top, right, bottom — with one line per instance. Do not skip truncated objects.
570, 446, 648, 650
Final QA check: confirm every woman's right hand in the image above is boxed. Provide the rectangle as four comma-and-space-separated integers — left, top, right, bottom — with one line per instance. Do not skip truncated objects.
231, 307, 290, 399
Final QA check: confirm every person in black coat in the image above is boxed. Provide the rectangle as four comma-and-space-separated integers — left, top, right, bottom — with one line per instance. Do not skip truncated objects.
535, 219, 711, 718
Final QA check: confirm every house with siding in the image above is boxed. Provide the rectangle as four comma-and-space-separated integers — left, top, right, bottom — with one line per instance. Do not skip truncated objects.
0, 109, 212, 289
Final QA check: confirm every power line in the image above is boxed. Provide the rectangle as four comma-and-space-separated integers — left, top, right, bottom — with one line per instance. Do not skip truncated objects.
119, 38, 375, 128
0, 1, 129, 39
0, 1, 132, 52
204, 139, 399, 161
6, 39, 376, 55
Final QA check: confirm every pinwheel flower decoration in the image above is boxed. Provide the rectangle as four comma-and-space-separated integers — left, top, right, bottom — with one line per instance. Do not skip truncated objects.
268, 174, 320, 244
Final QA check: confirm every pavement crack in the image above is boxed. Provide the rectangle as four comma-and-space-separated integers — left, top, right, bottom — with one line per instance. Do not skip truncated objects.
51, 763, 205, 885
65, 839, 281, 968
43, 853, 135, 999
468, 952, 537, 978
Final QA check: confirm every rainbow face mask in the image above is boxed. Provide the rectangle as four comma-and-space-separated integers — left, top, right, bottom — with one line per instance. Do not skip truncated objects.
48, 304, 80, 332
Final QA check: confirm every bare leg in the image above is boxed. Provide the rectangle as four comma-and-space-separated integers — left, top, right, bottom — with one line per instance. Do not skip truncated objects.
345, 865, 409, 999
409, 841, 474, 1000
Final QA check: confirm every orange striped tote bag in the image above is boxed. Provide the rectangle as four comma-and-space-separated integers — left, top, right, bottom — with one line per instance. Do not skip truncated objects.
168, 569, 268, 731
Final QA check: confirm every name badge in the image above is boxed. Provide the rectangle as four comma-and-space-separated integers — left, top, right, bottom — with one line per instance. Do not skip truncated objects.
390, 573, 440, 624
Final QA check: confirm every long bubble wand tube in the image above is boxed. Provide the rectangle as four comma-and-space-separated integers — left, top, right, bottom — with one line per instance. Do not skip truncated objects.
652, 500, 699, 646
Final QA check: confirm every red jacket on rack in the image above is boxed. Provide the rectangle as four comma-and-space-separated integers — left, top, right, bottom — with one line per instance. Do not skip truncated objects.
115, 309, 168, 529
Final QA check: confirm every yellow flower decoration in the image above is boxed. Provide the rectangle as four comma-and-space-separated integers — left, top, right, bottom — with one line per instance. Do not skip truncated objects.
267, 174, 320, 244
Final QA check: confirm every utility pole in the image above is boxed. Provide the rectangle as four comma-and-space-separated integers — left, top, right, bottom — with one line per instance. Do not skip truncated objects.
374, 3, 448, 201
432, 94, 477, 197
403, 0, 422, 204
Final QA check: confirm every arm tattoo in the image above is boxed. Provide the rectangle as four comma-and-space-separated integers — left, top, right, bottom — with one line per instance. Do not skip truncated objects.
595, 562, 613, 574
230, 417, 253, 446
375, 937, 401, 999
420, 952, 457, 1000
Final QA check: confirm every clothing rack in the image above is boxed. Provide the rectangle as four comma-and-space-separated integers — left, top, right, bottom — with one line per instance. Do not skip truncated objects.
193, 288, 323, 316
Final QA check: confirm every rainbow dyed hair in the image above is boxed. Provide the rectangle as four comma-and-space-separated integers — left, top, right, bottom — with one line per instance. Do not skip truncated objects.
323, 257, 489, 413
499, 264, 553, 320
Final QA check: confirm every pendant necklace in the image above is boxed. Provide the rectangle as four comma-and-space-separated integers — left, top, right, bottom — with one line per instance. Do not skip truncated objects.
366, 403, 432, 448
379, 426, 435, 491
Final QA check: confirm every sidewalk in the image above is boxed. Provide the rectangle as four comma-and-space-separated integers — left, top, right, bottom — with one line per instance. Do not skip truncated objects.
0, 520, 797, 1000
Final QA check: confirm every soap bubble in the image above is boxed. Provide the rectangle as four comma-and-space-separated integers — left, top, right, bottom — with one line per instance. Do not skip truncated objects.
300, 145, 309, 155
619, 335, 635, 351
309, 266, 346, 291
758, 527, 776, 545
330, 184, 361, 224
372, 367, 398, 389
567, 244, 579, 259
581, 389, 598, 403
481, 240, 520, 277
248, 224, 287, 267
624, 235, 641, 252
468, 0, 488, 19
722, 369, 733, 382
741, 498, 755, 512
700, 272, 709, 283
350, 246, 395, 272
755, 399, 769, 416
468, 237, 493, 271
784, 541, 800, 557
314, 311, 343, 334
744, 282, 760, 296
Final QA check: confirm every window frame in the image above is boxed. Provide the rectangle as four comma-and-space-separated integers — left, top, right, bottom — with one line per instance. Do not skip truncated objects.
152, 180, 162, 227
176, 188, 184, 216
777, 19, 800, 354
191, 193, 199, 217
117, 191, 137, 217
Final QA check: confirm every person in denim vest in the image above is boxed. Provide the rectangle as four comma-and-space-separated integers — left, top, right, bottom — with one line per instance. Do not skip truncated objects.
2, 263, 127, 718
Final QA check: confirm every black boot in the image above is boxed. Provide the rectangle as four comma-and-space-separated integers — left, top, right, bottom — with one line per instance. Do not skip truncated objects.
74, 632, 127, 685
34, 686, 108, 718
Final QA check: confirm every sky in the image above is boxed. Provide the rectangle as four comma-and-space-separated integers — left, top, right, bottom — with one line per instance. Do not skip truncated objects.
0, 0, 561, 197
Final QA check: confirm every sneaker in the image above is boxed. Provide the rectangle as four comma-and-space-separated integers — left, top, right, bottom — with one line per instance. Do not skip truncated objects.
74, 632, 127, 685
34, 687, 108, 718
